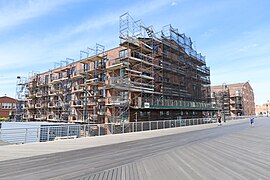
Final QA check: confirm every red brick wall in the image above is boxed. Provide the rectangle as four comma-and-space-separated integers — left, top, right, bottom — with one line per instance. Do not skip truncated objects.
0, 96, 17, 118
242, 82, 255, 116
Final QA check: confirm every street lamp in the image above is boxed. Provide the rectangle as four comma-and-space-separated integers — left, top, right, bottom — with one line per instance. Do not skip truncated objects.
222, 83, 227, 122
267, 100, 269, 117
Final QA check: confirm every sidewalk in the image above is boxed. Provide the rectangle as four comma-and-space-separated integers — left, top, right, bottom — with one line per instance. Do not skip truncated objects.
0, 119, 247, 162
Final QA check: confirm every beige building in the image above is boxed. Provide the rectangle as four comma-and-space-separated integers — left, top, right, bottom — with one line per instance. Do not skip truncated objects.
211, 82, 255, 116
255, 101, 269, 116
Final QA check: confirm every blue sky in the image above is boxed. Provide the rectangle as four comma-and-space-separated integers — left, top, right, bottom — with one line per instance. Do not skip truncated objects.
0, 0, 269, 105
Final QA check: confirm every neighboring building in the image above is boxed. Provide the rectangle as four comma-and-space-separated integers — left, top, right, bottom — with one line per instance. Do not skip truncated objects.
0, 96, 17, 119
211, 82, 255, 116
211, 84, 230, 116
255, 101, 270, 116
20, 13, 215, 124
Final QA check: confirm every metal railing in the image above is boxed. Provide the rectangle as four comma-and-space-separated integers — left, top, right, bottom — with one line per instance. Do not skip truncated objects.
0, 116, 249, 144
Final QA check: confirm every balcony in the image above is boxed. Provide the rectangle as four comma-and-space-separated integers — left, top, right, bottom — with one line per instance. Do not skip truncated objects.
197, 66, 210, 75
72, 86, 84, 93
34, 114, 44, 120
36, 92, 42, 97
47, 114, 57, 121
48, 102, 56, 108
71, 100, 83, 108
106, 96, 129, 106
35, 103, 41, 108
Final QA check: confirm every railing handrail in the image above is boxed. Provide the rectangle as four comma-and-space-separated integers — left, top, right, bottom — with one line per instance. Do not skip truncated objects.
0, 116, 250, 144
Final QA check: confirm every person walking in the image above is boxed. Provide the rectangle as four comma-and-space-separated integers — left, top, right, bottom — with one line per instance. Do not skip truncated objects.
218, 116, 222, 126
250, 117, 255, 127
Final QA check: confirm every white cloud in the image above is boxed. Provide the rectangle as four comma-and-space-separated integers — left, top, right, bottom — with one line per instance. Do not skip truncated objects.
0, 0, 174, 97
171, 2, 177, 6
0, 0, 77, 31
207, 26, 270, 105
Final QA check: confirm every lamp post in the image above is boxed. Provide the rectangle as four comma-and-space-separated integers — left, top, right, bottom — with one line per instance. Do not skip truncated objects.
266, 100, 269, 117
222, 83, 226, 122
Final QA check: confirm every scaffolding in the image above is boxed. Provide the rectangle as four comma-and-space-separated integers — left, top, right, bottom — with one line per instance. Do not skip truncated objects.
80, 44, 106, 124
15, 76, 28, 121
22, 13, 213, 124
105, 12, 211, 123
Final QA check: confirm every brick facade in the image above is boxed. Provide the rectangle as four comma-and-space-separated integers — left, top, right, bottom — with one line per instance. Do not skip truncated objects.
0, 96, 17, 119
211, 82, 255, 116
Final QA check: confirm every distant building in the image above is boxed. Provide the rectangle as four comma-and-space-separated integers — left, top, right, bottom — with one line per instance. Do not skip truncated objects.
255, 101, 270, 116
0, 96, 17, 119
211, 82, 255, 116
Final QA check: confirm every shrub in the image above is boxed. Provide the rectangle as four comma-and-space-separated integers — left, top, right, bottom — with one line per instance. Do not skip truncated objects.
0, 117, 8, 121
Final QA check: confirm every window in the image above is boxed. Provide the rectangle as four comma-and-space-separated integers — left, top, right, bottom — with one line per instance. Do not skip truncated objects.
84, 63, 89, 71
58, 72, 62, 79
160, 111, 164, 116
119, 49, 128, 58
45, 75, 49, 84
71, 66, 76, 74
140, 111, 150, 117
120, 69, 125, 76
94, 72, 98, 82
94, 61, 99, 69
100, 89, 105, 98
2, 103, 12, 109
101, 56, 107, 69
50, 74, 54, 81
67, 68, 71, 75
100, 73, 106, 82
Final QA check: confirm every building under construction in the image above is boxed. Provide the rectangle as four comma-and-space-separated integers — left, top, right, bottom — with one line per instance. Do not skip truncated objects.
211, 82, 255, 116
18, 13, 214, 124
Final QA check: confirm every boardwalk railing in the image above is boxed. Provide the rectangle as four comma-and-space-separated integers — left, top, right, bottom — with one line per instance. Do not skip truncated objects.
0, 116, 249, 144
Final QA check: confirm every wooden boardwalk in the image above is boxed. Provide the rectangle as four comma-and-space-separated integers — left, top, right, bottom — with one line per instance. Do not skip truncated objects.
0, 117, 269, 180
79, 118, 270, 180
0, 140, 9, 146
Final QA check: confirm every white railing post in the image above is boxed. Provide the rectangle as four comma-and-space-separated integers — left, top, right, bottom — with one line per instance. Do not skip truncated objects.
24, 128, 28, 144
163, 121, 165, 129
47, 127, 50, 142
98, 125, 101, 136
37, 128, 40, 142
67, 126, 70, 137
149, 121, 151, 131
